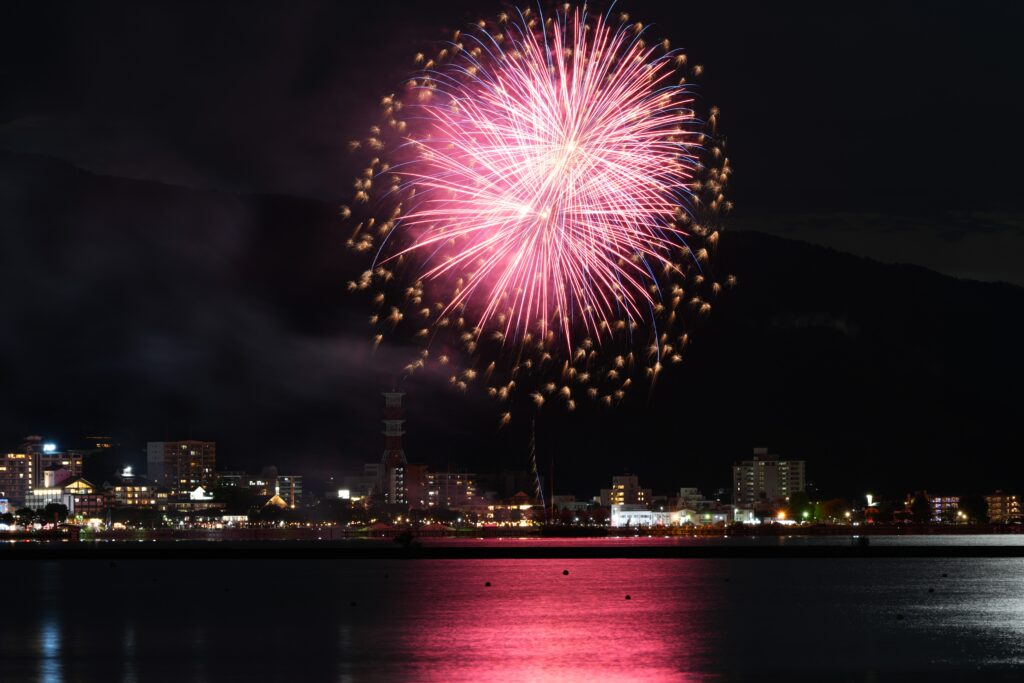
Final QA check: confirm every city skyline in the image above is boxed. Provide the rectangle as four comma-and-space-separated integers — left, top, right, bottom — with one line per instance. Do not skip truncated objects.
3, 423, 1018, 520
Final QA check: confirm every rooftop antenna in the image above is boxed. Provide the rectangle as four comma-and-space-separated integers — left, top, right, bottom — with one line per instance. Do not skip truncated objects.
529, 418, 546, 520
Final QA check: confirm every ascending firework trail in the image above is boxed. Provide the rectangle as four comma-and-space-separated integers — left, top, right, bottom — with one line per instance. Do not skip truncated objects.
342, 3, 734, 426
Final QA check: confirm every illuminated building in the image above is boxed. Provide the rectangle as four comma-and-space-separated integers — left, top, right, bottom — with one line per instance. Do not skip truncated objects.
733, 508, 758, 524
930, 495, 960, 522
146, 440, 216, 492
480, 501, 540, 526
215, 468, 303, 507
0, 453, 33, 506
985, 491, 1022, 524
24, 487, 64, 509
425, 471, 478, 509
217, 470, 271, 494
381, 392, 408, 504
23, 467, 70, 508
387, 464, 427, 509
25, 440, 83, 488
61, 478, 110, 517
165, 486, 224, 513
275, 474, 303, 509
86, 436, 115, 450
333, 464, 380, 503
264, 494, 288, 509
732, 448, 806, 508
108, 466, 158, 508
599, 475, 652, 507
693, 510, 730, 525
610, 504, 689, 528
904, 492, 961, 522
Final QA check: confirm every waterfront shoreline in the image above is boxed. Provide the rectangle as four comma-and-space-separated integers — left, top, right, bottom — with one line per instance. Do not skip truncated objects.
4, 539, 1024, 560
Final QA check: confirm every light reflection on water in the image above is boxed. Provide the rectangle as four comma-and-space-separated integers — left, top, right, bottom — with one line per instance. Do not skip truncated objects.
1, 557, 1022, 681
419, 534, 1024, 547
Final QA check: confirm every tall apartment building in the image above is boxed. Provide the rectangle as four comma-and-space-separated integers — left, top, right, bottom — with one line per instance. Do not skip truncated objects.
425, 471, 478, 509
391, 464, 428, 509
930, 495, 960, 522
732, 448, 806, 508
599, 475, 652, 507
381, 392, 408, 505
146, 441, 216, 492
985, 491, 1022, 524
21, 437, 83, 487
0, 453, 33, 506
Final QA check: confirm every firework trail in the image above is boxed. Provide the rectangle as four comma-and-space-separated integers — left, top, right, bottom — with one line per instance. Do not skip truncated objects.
343, 4, 733, 422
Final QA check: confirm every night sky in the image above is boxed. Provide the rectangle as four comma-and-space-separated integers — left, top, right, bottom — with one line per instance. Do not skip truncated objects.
1, 1, 1021, 497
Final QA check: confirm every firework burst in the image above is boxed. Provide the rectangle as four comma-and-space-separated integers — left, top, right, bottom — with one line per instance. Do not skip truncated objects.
344, 4, 733, 421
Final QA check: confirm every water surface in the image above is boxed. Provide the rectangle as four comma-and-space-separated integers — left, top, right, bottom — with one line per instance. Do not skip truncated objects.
1, 557, 1022, 681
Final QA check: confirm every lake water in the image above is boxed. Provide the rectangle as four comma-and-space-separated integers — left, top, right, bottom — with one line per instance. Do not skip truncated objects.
1, 554, 1022, 681
417, 533, 1024, 547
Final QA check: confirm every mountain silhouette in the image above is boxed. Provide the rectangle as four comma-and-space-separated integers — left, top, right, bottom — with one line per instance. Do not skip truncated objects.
1, 150, 1020, 499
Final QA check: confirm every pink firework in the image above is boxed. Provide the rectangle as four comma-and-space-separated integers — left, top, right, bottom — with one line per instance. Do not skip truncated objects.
392, 8, 701, 348
345, 5, 731, 414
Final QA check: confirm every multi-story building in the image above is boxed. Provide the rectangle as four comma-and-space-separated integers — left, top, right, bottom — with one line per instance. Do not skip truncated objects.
0, 453, 33, 506
381, 392, 408, 505
599, 475, 652, 507
22, 437, 84, 487
425, 471, 478, 509
275, 474, 303, 509
24, 487, 65, 510
985, 491, 1021, 524
108, 467, 159, 508
1, 438, 85, 507
21, 464, 73, 509
332, 464, 380, 503
216, 470, 271, 492
930, 495, 960, 522
732, 448, 806, 509
214, 468, 303, 507
60, 478, 109, 518
217, 470, 276, 496
391, 464, 428, 509
146, 441, 216, 492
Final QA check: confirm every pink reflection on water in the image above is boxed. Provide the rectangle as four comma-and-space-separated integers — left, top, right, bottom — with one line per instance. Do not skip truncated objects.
389, 559, 719, 682
417, 536, 716, 548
